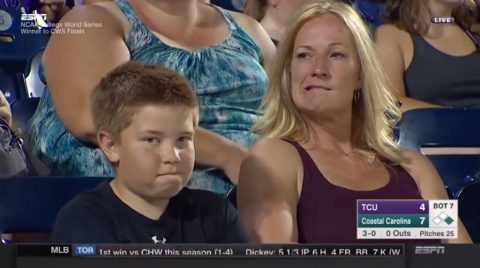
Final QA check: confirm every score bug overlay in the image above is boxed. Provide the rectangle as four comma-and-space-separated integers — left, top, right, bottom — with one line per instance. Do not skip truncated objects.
357, 200, 457, 239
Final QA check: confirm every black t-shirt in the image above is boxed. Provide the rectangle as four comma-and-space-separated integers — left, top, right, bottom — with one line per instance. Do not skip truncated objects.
51, 181, 249, 243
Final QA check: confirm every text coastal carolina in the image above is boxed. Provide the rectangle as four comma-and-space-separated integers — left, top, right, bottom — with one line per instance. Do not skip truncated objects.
362, 217, 411, 225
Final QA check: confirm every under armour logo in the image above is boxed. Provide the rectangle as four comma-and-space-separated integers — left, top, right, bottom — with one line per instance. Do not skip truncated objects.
151, 236, 166, 244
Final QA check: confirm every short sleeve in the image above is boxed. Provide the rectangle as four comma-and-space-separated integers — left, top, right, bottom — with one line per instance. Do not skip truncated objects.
218, 201, 250, 243
50, 198, 116, 243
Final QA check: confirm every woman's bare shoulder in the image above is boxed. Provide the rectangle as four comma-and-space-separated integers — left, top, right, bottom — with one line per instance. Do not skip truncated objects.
242, 138, 302, 186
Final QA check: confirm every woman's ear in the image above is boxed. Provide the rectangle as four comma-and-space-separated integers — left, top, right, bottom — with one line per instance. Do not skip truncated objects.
97, 131, 120, 164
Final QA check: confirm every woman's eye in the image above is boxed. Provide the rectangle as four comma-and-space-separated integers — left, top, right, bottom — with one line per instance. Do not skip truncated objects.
177, 136, 192, 143
296, 52, 312, 58
330, 52, 345, 58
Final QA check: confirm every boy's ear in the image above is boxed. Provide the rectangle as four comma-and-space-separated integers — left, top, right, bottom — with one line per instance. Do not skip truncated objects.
97, 131, 120, 164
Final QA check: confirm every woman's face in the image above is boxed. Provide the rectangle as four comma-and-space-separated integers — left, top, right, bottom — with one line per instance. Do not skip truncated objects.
290, 14, 361, 118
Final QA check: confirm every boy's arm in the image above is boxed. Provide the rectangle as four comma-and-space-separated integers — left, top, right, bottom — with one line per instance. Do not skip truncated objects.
218, 201, 250, 243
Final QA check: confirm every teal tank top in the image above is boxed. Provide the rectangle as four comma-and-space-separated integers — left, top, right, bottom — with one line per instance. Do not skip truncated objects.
28, 0, 268, 196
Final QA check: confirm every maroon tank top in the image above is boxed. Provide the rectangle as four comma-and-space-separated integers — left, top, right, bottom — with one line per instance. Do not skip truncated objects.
285, 140, 440, 244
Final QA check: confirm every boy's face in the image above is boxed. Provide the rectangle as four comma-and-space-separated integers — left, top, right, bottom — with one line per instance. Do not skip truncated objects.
103, 104, 195, 200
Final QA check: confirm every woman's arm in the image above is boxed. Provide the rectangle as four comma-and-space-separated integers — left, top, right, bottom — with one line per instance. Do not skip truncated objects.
43, 4, 129, 144
374, 24, 443, 112
227, 11, 276, 71
402, 151, 473, 243
194, 128, 246, 185
237, 139, 300, 243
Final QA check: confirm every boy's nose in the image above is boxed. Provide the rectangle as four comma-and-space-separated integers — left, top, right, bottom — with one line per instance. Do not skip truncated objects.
159, 146, 181, 164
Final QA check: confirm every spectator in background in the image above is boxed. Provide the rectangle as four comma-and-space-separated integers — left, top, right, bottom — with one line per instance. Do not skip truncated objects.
52, 62, 248, 243
473, 0, 480, 32
28, 0, 275, 196
375, 0, 480, 112
243, 0, 314, 45
237, 0, 472, 243
0, 0, 74, 22
0, 91, 12, 127
36, 0, 72, 22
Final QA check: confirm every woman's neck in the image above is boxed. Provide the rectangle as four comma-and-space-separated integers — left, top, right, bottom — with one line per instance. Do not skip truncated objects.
129, 0, 199, 26
428, 0, 456, 17
304, 115, 354, 154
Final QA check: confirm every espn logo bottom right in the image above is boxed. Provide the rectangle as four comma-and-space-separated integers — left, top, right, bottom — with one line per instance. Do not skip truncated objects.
415, 246, 445, 255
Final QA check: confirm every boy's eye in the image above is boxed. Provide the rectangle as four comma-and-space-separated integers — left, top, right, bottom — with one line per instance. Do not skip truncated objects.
143, 137, 160, 144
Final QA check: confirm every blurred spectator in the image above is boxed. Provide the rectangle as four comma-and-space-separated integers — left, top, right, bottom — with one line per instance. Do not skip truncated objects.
243, 0, 313, 45
0, 91, 12, 127
375, 0, 480, 112
0, 0, 74, 22
473, 0, 480, 32
37, 0, 72, 22
28, 0, 274, 196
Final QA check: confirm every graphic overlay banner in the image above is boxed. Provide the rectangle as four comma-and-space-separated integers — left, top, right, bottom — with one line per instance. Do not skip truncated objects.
357, 200, 458, 239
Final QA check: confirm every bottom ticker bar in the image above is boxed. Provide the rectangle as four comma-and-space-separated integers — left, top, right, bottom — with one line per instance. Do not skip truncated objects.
16, 244, 404, 258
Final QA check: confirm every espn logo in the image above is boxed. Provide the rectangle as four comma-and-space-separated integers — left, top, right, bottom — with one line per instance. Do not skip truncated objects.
415, 246, 445, 255
20, 14, 47, 21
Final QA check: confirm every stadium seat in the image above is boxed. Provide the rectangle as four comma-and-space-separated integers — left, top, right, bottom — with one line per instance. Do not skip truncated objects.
353, 0, 385, 31
0, 176, 108, 234
397, 108, 480, 242
397, 108, 480, 197
211, 0, 244, 12
456, 181, 480, 242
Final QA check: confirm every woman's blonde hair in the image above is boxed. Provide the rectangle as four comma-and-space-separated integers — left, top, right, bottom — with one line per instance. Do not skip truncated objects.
253, 0, 403, 163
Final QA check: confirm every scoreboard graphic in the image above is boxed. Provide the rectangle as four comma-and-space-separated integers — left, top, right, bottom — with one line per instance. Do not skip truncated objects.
357, 200, 458, 239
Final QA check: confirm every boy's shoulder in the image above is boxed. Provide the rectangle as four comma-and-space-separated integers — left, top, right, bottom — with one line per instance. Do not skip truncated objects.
59, 180, 115, 216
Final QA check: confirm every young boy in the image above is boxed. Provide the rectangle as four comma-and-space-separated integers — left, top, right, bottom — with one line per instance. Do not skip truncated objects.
51, 62, 249, 243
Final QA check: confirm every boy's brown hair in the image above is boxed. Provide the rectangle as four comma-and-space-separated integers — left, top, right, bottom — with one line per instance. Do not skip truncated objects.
91, 61, 199, 142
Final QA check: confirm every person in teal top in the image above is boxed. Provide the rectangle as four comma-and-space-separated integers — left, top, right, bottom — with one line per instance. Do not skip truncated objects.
28, 0, 275, 196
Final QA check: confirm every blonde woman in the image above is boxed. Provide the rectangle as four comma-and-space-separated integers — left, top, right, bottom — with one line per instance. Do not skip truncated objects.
237, 0, 472, 243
